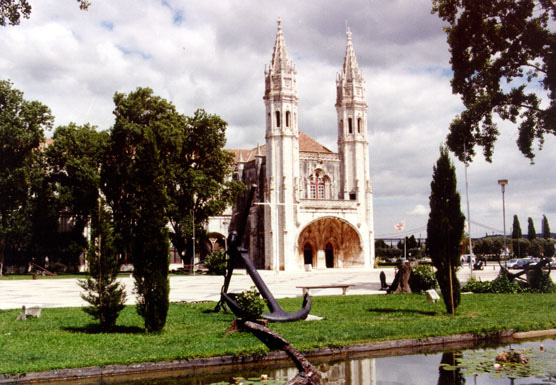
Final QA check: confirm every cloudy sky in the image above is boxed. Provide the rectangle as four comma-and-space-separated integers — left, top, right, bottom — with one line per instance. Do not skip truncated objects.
2, 0, 555, 239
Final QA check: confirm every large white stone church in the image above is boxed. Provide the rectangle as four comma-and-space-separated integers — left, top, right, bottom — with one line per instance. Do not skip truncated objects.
207, 19, 375, 271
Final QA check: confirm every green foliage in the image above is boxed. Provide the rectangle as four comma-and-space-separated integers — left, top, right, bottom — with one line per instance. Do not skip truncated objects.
542, 215, 552, 239
463, 274, 524, 294
78, 200, 126, 331
433, 0, 556, 162
102, 87, 178, 332
409, 264, 438, 293
512, 215, 522, 239
426, 146, 464, 314
375, 247, 402, 259
41, 123, 108, 271
473, 237, 505, 258
528, 217, 537, 240
0, 80, 52, 273
511, 238, 530, 259
450, 346, 556, 381
204, 249, 227, 275
236, 287, 266, 321
166, 109, 244, 264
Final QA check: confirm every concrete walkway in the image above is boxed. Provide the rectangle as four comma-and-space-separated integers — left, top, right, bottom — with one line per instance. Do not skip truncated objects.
0, 265, 527, 310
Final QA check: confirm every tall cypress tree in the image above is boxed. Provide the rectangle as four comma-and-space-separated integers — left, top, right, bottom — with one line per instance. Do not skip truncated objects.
426, 146, 465, 315
528, 217, 537, 240
102, 88, 180, 332
542, 215, 552, 239
511, 215, 522, 239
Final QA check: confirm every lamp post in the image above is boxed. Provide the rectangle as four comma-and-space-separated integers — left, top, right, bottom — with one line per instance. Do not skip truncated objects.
463, 147, 474, 277
498, 179, 508, 266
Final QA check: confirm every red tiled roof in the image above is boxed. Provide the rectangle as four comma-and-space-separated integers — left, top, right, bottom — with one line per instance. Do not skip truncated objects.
298, 132, 333, 153
229, 132, 332, 163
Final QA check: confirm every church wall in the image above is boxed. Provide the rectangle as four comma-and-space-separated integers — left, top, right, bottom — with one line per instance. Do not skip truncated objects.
299, 153, 340, 200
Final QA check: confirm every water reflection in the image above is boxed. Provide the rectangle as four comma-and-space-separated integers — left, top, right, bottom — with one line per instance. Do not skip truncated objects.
111, 339, 556, 384
270, 339, 555, 385
438, 352, 465, 385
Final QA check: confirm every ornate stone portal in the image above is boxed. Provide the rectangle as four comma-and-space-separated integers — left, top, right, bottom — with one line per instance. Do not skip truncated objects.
297, 218, 364, 269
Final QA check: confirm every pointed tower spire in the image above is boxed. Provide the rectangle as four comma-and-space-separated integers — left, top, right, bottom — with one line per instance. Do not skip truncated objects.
269, 17, 294, 73
341, 27, 363, 82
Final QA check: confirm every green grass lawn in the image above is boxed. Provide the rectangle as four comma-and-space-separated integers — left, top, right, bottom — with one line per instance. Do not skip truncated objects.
1, 293, 556, 375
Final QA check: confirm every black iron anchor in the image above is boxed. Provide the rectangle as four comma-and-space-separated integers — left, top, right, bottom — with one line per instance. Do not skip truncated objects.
214, 186, 311, 322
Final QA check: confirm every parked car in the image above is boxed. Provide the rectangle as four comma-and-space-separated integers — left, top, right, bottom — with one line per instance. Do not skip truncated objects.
506, 259, 519, 269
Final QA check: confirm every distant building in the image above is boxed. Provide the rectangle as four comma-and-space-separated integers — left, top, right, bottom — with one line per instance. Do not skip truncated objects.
208, 19, 375, 270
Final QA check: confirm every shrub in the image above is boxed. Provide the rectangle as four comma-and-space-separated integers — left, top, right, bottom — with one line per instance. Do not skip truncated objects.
462, 274, 523, 294
204, 249, 227, 275
409, 264, 438, 293
236, 287, 266, 321
78, 204, 126, 331
461, 277, 492, 293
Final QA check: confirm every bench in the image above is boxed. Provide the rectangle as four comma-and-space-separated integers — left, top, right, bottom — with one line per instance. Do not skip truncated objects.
296, 284, 352, 296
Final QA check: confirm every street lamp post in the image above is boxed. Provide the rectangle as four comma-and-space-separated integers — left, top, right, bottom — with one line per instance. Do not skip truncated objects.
498, 179, 508, 266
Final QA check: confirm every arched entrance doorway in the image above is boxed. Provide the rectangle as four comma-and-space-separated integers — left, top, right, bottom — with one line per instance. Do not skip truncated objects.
303, 243, 313, 266
325, 242, 334, 268
297, 217, 363, 269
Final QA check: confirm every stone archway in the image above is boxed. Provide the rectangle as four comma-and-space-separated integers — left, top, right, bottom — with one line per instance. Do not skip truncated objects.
204, 232, 226, 260
297, 217, 364, 269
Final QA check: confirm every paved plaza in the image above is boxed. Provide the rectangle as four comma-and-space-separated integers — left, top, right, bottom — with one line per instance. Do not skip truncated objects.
0, 265, 523, 310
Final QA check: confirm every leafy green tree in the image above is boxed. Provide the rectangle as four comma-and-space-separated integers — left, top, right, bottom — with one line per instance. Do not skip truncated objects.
78, 199, 126, 331
407, 235, 418, 249
432, 0, 556, 162
0, 0, 90, 26
542, 214, 552, 239
529, 238, 544, 258
542, 238, 555, 258
43, 123, 108, 270
102, 87, 183, 332
0, 80, 52, 275
528, 217, 537, 240
426, 146, 465, 315
512, 238, 530, 259
166, 109, 243, 265
375, 239, 388, 249
511, 215, 522, 239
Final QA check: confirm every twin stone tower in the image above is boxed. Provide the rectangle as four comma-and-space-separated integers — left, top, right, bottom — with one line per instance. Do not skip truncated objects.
210, 19, 375, 271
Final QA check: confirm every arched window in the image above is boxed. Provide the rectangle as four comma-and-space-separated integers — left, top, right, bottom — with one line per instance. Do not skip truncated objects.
286, 111, 291, 127
275, 111, 281, 128
348, 118, 353, 134
309, 171, 327, 199
357, 118, 362, 133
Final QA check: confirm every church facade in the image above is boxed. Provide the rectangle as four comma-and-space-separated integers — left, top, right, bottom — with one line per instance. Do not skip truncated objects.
208, 20, 375, 271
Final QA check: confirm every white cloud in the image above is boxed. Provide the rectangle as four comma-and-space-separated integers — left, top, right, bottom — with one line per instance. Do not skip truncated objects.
409, 205, 428, 216
1, 0, 555, 238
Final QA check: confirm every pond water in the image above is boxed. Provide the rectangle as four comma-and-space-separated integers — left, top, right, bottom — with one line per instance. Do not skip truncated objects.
114, 338, 556, 385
